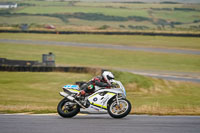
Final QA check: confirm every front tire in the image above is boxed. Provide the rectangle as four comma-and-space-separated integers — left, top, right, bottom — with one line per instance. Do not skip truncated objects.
107, 98, 131, 118
57, 98, 80, 118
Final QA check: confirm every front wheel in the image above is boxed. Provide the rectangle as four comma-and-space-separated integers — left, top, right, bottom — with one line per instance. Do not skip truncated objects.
107, 98, 131, 118
57, 98, 80, 118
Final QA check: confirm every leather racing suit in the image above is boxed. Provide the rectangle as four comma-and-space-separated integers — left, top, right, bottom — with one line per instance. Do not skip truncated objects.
79, 76, 112, 95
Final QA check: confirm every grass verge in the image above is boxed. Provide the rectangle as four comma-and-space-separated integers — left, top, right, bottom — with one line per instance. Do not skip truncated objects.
0, 71, 200, 115
0, 72, 92, 114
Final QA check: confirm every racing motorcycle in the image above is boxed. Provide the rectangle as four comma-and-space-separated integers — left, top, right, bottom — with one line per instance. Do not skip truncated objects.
57, 80, 131, 118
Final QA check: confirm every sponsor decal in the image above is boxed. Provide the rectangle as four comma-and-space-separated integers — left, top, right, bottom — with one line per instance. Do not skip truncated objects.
93, 97, 98, 102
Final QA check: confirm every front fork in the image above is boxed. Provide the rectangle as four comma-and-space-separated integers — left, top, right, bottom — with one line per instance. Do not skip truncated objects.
116, 94, 120, 105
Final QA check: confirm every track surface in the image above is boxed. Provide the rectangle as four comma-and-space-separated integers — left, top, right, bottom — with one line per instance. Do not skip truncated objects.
1, 39, 200, 55
119, 69, 200, 83
0, 114, 200, 133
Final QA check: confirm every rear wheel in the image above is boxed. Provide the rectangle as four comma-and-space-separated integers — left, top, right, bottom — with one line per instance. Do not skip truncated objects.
57, 98, 80, 118
107, 98, 131, 118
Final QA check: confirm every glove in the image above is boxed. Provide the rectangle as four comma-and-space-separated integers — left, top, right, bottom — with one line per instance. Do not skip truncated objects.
77, 90, 86, 97
80, 90, 86, 95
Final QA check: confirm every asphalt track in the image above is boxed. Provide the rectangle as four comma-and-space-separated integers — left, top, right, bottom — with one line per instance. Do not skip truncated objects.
0, 114, 200, 133
1, 39, 200, 82
119, 69, 200, 83
1, 39, 200, 55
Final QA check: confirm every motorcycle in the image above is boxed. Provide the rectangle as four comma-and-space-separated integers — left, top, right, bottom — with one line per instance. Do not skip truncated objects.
57, 79, 131, 118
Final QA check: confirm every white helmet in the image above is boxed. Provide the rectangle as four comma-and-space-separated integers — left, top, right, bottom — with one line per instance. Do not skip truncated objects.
102, 71, 115, 85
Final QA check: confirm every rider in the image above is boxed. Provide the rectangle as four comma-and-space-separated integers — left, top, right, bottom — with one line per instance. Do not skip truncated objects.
78, 71, 115, 96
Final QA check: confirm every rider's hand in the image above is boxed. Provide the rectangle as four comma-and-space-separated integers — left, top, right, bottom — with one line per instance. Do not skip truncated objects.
80, 90, 86, 95
76, 90, 86, 97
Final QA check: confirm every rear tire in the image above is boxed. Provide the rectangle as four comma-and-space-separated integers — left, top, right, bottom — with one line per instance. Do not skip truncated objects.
57, 98, 80, 118
107, 98, 131, 118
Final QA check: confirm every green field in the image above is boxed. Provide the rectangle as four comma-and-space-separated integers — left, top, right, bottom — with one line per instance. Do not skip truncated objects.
0, 0, 200, 115
16, 6, 149, 17
0, 33, 200, 115
1, 0, 200, 32
152, 10, 200, 23
0, 42, 199, 73
0, 71, 200, 115
0, 16, 65, 25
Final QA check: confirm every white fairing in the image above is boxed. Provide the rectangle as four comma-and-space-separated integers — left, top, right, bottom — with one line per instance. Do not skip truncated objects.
60, 80, 127, 111
111, 80, 126, 97
87, 80, 126, 110
87, 91, 115, 109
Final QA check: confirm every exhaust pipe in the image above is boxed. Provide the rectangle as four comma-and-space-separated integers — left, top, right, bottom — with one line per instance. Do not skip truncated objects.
59, 92, 86, 109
